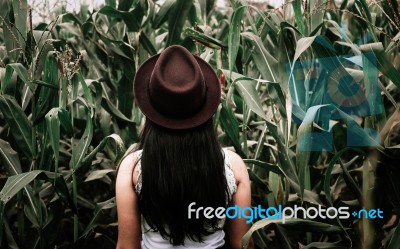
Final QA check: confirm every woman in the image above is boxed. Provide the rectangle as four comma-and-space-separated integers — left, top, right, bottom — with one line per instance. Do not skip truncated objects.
116, 45, 253, 249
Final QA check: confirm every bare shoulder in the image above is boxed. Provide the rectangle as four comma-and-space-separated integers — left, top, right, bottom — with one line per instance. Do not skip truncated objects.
116, 151, 140, 187
225, 149, 249, 184
115, 151, 142, 248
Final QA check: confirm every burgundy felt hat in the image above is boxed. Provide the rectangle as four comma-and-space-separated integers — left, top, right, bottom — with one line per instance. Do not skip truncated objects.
133, 45, 221, 129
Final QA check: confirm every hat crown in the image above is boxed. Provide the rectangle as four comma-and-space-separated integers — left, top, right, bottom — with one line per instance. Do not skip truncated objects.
148, 46, 207, 118
133, 45, 221, 129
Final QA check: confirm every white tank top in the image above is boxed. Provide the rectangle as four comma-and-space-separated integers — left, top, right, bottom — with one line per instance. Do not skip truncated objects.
134, 148, 237, 249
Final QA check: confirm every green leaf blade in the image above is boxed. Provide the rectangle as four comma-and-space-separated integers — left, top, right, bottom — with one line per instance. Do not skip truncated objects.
228, 5, 245, 75
0, 95, 33, 159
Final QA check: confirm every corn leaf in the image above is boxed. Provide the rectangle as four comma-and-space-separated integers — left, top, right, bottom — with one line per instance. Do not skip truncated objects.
166, 0, 193, 46
98, 5, 143, 32
228, 6, 245, 76
388, 224, 400, 249
242, 218, 344, 249
0, 139, 22, 175
0, 95, 33, 159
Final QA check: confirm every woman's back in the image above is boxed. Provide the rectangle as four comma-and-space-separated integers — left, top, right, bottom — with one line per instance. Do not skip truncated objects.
117, 146, 252, 249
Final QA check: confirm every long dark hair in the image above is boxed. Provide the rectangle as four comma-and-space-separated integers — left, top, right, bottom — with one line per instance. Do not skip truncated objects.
137, 118, 231, 245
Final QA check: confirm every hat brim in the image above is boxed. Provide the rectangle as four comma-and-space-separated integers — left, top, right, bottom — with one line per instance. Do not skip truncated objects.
134, 53, 221, 130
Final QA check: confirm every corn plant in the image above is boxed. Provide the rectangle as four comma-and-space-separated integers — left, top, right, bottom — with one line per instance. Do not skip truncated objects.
0, 0, 131, 248
217, 1, 400, 248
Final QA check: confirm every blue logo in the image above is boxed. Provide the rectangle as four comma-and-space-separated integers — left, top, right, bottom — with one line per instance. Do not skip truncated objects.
287, 36, 383, 151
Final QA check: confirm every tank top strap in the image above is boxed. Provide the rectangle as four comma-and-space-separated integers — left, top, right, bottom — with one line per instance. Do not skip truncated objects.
134, 150, 143, 194
223, 148, 237, 195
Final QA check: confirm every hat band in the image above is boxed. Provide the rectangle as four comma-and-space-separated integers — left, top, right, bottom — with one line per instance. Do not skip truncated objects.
146, 84, 209, 119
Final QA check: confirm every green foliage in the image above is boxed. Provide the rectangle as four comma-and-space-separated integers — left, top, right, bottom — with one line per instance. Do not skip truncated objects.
1, 0, 400, 248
